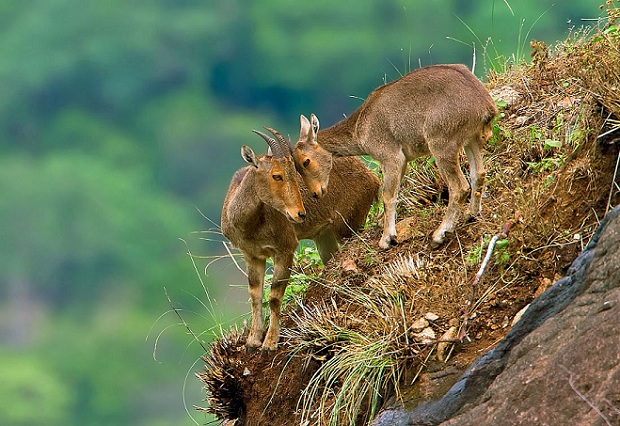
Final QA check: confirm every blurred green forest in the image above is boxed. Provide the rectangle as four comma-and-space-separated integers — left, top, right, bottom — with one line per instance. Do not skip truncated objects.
0, 1, 602, 425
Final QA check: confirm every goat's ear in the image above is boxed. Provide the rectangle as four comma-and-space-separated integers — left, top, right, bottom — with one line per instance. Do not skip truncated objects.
310, 113, 319, 143
299, 114, 311, 142
241, 145, 259, 168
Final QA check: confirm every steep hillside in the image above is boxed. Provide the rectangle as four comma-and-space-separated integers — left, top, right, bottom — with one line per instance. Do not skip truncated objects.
197, 8, 620, 426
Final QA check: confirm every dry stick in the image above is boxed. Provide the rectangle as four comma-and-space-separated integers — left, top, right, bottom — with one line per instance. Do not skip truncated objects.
458, 213, 521, 342
602, 398, 620, 417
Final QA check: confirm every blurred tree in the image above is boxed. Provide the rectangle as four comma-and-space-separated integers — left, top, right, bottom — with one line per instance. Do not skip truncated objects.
0, 352, 74, 426
0, 0, 218, 150
0, 153, 196, 311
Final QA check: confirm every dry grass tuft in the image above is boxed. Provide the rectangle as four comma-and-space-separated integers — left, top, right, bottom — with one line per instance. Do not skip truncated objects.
197, 327, 247, 421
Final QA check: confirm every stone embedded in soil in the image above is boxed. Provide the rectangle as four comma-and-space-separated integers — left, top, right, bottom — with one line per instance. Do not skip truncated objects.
514, 115, 528, 126
411, 317, 429, 331
395, 216, 424, 243
490, 85, 521, 107
424, 312, 439, 321
511, 304, 529, 327
414, 327, 436, 344
341, 257, 358, 273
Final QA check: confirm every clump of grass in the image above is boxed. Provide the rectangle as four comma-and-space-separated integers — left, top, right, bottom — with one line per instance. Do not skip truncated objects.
283, 261, 441, 426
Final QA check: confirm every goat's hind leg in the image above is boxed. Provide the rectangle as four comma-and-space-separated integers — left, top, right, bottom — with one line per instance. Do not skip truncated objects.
464, 139, 486, 220
315, 229, 340, 265
432, 154, 470, 247
245, 255, 267, 352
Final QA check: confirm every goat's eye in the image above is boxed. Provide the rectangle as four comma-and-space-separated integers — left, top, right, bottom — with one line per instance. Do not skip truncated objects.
303, 158, 311, 168
272, 174, 283, 181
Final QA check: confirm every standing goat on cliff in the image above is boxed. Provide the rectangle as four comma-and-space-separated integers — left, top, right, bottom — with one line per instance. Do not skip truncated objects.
221, 128, 380, 352
293, 64, 497, 248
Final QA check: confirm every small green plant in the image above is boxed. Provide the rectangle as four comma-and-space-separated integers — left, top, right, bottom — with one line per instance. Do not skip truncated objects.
530, 124, 543, 140
364, 200, 383, 230
489, 115, 509, 149
282, 273, 311, 306
527, 154, 564, 173
263, 243, 322, 308
493, 238, 510, 268
543, 139, 562, 150
296, 242, 323, 269
465, 240, 485, 266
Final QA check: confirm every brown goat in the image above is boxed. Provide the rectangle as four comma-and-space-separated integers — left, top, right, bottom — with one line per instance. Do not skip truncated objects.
293, 64, 497, 248
221, 128, 379, 351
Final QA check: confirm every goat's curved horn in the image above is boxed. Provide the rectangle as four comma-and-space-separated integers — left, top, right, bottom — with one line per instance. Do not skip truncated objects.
264, 127, 293, 155
252, 129, 284, 158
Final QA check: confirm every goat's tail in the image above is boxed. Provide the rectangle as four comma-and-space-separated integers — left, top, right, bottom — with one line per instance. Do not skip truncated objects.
481, 108, 496, 143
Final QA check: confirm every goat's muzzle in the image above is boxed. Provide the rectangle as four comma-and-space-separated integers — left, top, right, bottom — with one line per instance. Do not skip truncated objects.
287, 210, 307, 223
312, 185, 327, 199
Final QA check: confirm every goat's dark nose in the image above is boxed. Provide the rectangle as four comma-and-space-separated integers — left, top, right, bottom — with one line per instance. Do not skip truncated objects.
312, 192, 319, 199
298, 211, 306, 220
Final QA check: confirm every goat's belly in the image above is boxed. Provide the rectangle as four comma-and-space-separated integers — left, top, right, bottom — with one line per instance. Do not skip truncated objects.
401, 140, 431, 161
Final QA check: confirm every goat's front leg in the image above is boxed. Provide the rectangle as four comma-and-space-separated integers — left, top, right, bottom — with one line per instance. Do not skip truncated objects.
261, 253, 293, 352
379, 153, 407, 249
245, 255, 267, 352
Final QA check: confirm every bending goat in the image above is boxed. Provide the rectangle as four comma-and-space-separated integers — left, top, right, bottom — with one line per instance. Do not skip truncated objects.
221, 128, 379, 351
293, 64, 497, 248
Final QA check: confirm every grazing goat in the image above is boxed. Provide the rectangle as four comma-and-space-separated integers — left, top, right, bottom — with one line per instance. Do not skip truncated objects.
221, 128, 379, 352
293, 64, 497, 248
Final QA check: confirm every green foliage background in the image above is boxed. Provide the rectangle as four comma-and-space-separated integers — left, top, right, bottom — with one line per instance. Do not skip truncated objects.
0, 1, 601, 424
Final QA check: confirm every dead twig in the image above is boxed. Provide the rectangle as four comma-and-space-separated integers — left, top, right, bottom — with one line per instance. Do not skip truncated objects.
459, 212, 522, 341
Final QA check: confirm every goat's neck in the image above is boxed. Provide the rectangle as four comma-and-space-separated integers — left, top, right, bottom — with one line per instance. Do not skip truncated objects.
318, 114, 364, 157
228, 169, 267, 230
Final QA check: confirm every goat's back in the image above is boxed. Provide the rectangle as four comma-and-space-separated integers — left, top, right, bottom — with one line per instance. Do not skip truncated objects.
354, 64, 496, 159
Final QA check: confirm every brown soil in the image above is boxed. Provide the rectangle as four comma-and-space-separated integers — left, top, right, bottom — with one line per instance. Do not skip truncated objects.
197, 16, 620, 426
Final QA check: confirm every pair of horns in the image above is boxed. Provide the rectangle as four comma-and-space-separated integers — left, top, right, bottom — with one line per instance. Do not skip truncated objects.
252, 127, 292, 158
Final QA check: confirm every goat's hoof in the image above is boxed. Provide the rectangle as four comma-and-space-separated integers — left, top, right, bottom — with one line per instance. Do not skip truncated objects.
430, 234, 446, 248
430, 240, 443, 249
465, 213, 479, 223
260, 347, 277, 356
379, 235, 397, 249
245, 345, 259, 355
